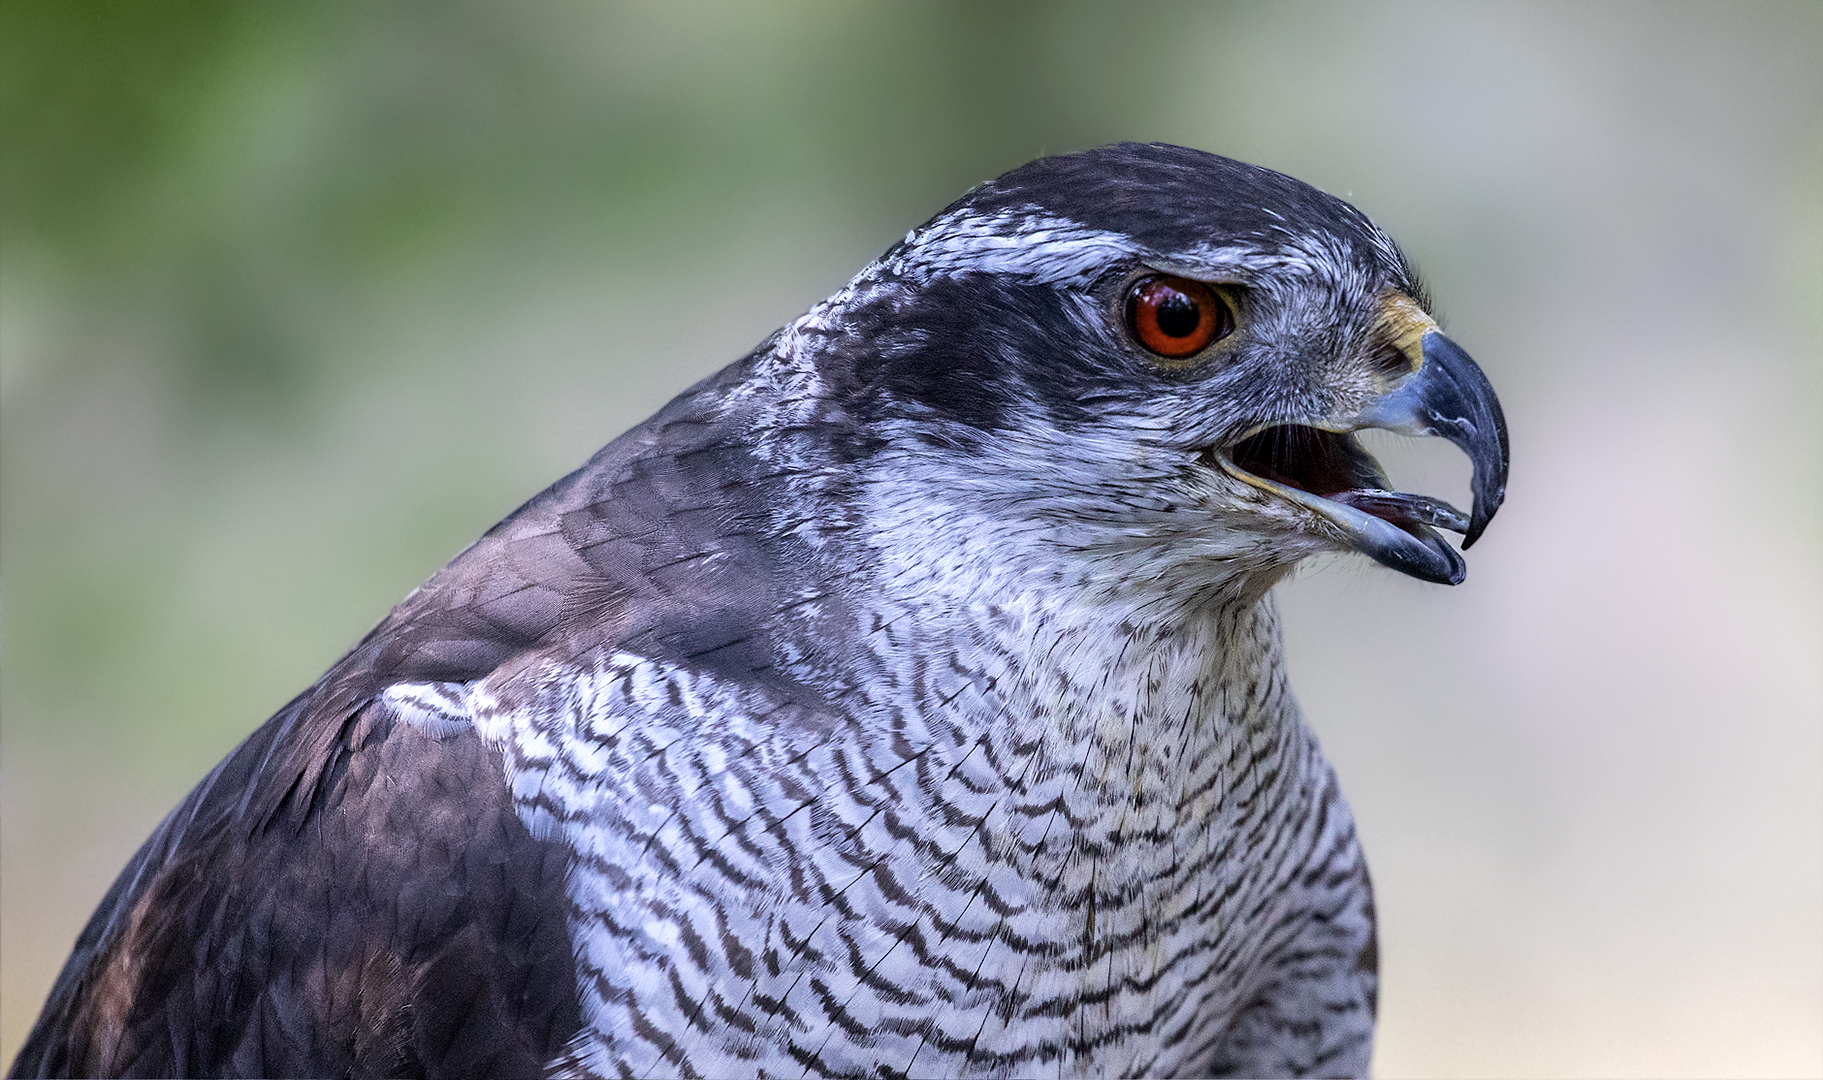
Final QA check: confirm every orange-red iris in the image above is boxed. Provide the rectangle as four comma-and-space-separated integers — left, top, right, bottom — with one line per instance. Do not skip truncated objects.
1124, 274, 1232, 358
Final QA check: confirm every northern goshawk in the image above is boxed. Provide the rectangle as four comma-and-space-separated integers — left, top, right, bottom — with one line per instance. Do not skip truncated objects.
11, 143, 1507, 1079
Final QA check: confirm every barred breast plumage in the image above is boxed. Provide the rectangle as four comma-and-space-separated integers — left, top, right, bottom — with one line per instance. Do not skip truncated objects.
12, 143, 1506, 1080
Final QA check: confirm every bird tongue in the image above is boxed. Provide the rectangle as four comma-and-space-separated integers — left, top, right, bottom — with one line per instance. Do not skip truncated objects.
1329, 489, 1471, 534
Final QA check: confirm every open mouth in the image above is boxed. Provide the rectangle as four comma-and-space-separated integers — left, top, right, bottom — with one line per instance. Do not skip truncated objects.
1212, 423, 1474, 585
1222, 425, 1472, 536
1196, 304, 1506, 586
1212, 308, 1506, 585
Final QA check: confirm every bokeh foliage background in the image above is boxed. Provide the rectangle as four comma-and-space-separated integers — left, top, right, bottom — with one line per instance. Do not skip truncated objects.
3, 3, 1819, 1076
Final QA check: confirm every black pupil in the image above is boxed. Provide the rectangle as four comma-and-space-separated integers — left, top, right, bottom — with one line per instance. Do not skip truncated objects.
1154, 289, 1200, 337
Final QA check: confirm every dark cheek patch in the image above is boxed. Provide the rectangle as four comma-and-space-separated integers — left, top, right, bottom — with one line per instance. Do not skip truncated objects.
846, 278, 1130, 436
849, 285, 1016, 433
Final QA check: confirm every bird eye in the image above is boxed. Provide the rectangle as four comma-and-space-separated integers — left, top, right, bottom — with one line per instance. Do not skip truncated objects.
1124, 274, 1232, 359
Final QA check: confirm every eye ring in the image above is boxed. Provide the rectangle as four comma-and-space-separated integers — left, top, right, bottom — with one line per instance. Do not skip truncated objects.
1124, 274, 1233, 359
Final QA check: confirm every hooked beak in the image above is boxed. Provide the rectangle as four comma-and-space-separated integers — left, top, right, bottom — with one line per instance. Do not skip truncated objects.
1215, 294, 1509, 585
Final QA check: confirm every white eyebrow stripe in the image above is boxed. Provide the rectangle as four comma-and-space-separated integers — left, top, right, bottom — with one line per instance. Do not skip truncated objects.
887, 207, 1142, 288
883, 203, 1396, 295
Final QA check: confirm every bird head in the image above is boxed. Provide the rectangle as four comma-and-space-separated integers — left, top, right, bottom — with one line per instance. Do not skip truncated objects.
808, 143, 1507, 606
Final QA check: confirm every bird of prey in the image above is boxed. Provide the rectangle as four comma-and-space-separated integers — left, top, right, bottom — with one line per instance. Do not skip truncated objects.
11, 143, 1507, 1080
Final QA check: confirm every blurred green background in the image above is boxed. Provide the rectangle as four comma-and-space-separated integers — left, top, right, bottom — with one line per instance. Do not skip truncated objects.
3, 3, 1819, 1076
